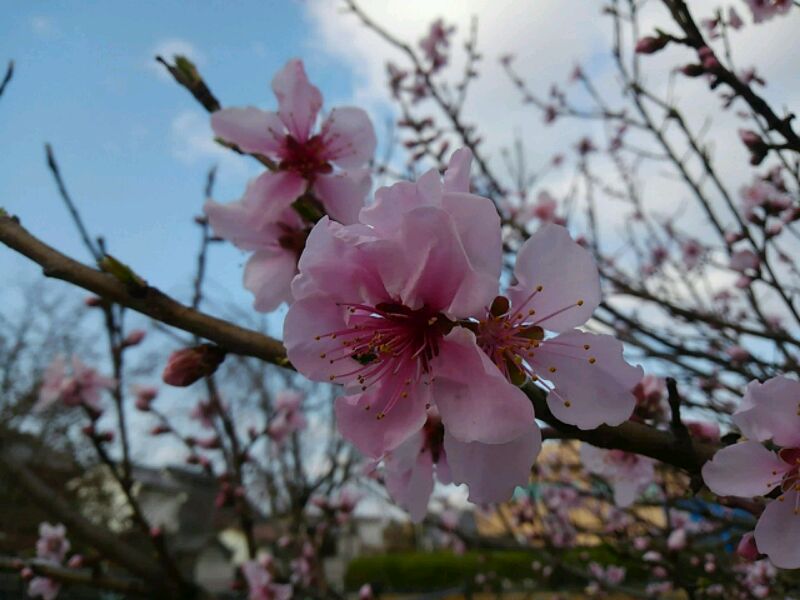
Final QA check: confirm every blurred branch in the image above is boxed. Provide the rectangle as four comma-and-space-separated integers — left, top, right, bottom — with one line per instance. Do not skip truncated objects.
0, 60, 13, 100
0, 557, 150, 596
0, 444, 167, 590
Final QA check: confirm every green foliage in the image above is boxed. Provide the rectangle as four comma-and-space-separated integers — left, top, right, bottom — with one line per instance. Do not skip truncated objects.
344, 546, 650, 593
345, 551, 537, 592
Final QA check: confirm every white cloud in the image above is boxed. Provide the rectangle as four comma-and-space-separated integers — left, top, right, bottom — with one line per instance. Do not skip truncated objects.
30, 15, 57, 37
148, 38, 205, 80
303, 0, 800, 243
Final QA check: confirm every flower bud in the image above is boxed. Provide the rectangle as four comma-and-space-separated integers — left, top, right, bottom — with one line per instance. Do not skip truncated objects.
635, 35, 669, 54
678, 64, 705, 78
122, 329, 146, 348
67, 554, 84, 569
737, 532, 760, 561
162, 344, 226, 387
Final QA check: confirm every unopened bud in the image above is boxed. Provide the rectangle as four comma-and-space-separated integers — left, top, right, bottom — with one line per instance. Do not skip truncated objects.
84, 296, 104, 307
122, 329, 146, 348
162, 344, 226, 387
679, 64, 705, 78
635, 35, 669, 55
737, 532, 760, 561
67, 555, 84, 569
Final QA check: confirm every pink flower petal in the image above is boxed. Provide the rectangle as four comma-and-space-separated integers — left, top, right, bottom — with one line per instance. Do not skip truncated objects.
319, 107, 377, 169
702, 441, 789, 498
443, 147, 473, 192
290, 218, 386, 303
441, 191, 503, 290
382, 206, 498, 317
272, 59, 322, 141
535, 331, 641, 429
384, 430, 435, 522
445, 424, 541, 504
434, 328, 535, 444
210, 107, 285, 156
335, 383, 430, 458
755, 490, 800, 569
508, 224, 601, 332
284, 296, 353, 383
734, 377, 800, 448
243, 248, 297, 313
313, 169, 371, 225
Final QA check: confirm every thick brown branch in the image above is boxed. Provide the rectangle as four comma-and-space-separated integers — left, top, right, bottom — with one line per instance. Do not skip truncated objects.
0, 215, 288, 367
525, 383, 716, 473
0, 213, 720, 474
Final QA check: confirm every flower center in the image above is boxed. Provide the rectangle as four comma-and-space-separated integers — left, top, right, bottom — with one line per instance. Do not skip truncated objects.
317, 303, 452, 419
475, 294, 589, 389
421, 415, 445, 464
279, 134, 333, 179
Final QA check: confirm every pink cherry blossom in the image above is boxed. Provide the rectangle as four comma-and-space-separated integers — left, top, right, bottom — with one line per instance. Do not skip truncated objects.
581, 444, 655, 507
205, 181, 307, 313
206, 59, 375, 312
36, 357, 114, 412
475, 224, 642, 429
702, 376, 800, 568
744, 0, 792, 23
384, 411, 541, 521
28, 577, 60, 600
730, 249, 760, 273
419, 19, 455, 71
267, 390, 308, 445
285, 149, 534, 457
36, 523, 70, 563
241, 560, 292, 600
632, 374, 666, 421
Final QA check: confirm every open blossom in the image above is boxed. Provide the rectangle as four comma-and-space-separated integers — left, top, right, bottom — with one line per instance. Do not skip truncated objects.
475, 224, 642, 429
36, 357, 114, 412
384, 411, 540, 521
267, 390, 308, 445
744, 0, 792, 22
28, 577, 61, 600
702, 376, 800, 568
206, 59, 376, 312
36, 523, 70, 563
285, 148, 534, 458
581, 444, 655, 507
241, 560, 292, 600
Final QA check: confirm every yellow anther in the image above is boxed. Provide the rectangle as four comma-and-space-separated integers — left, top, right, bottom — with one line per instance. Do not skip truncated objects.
576, 299, 584, 306
536, 285, 543, 292
548, 367, 557, 373
588, 357, 596, 364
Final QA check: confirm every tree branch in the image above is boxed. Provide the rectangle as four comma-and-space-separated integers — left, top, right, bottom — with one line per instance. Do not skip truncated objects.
0, 213, 719, 474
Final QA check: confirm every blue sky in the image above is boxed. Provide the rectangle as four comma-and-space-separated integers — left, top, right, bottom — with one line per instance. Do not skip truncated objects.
0, 1, 367, 317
